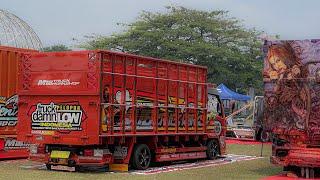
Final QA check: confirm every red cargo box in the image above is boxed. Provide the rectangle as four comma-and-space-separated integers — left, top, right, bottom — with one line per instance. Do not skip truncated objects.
17, 51, 212, 146
0, 46, 37, 159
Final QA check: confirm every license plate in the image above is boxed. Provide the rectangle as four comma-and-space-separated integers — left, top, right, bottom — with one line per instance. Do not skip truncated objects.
51, 165, 75, 172
50, 150, 70, 159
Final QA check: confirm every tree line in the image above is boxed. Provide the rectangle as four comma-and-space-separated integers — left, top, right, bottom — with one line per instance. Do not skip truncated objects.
43, 6, 264, 94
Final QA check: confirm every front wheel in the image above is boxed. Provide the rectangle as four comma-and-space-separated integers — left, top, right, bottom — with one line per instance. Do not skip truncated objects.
206, 140, 219, 160
132, 144, 151, 170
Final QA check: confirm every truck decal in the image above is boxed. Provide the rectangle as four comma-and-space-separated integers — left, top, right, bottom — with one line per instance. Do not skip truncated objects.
0, 95, 18, 127
4, 138, 29, 150
31, 102, 84, 131
37, 79, 80, 86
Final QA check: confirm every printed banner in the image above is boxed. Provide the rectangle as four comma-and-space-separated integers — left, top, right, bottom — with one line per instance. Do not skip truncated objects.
4, 138, 29, 150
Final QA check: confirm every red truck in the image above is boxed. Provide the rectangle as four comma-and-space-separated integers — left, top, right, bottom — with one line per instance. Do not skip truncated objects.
264, 39, 320, 178
17, 50, 226, 171
0, 46, 36, 159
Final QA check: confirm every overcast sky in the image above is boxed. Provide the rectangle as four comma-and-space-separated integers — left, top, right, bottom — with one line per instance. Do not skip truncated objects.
1, 0, 320, 46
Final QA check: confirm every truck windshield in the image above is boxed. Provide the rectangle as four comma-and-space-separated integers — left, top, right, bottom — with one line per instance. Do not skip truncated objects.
208, 94, 222, 118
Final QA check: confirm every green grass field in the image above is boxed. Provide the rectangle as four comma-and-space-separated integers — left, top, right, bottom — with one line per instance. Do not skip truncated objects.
0, 143, 282, 180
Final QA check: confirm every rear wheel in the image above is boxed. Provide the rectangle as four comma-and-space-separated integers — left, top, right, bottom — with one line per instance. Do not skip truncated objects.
206, 140, 219, 160
75, 165, 85, 172
132, 144, 151, 170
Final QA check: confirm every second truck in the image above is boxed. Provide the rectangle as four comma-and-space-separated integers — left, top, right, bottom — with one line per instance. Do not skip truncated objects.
264, 39, 320, 178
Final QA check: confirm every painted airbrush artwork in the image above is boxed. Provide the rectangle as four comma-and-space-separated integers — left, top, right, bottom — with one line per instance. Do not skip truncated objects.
264, 40, 320, 141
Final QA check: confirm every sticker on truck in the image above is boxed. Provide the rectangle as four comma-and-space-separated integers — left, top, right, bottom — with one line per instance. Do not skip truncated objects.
4, 138, 29, 150
37, 79, 80, 86
0, 95, 18, 127
30, 102, 85, 131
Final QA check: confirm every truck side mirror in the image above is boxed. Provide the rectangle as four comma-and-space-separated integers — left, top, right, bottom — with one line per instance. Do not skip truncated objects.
217, 102, 222, 116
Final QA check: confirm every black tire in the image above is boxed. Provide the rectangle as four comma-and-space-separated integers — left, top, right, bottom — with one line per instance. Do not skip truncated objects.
206, 140, 219, 160
45, 163, 51, 170
283, 166, 290, 171
75, 165, 85, 172
132, 144, 151, 170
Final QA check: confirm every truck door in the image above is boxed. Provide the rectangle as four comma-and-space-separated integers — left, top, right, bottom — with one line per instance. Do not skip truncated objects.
207, 93, 225, 137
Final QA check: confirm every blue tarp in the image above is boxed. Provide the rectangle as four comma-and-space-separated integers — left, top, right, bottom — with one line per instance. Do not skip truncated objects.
217, 84, 251, 101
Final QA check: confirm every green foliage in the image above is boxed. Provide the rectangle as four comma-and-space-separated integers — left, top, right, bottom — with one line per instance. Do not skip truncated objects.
41, 44, 71, 52
81, 6, 263, 94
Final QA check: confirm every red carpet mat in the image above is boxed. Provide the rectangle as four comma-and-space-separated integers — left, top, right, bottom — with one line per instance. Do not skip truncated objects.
262, 173, 320, 180
226, 139, 271, 145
